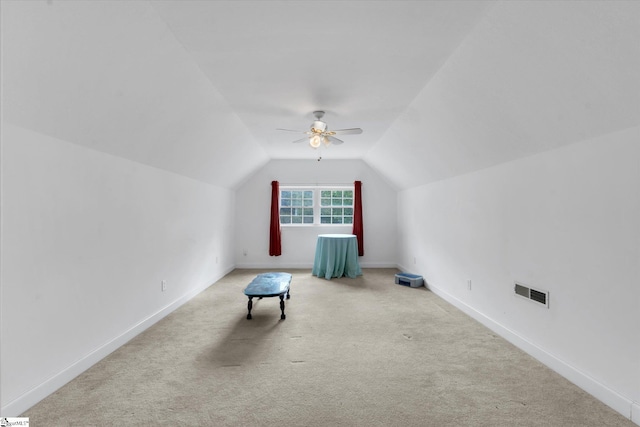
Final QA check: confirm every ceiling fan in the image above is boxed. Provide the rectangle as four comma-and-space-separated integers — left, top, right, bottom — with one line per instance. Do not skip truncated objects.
277, 111, 363, 149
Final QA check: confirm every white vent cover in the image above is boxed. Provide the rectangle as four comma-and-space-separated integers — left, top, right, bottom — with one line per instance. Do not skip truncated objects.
514, 282, 549, 308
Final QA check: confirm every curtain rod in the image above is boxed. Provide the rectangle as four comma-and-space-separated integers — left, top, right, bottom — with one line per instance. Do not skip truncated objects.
280, 183, 358, 187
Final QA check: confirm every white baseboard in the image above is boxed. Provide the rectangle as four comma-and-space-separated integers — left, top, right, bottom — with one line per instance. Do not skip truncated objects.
359, 262, 398, 268
402, 264, 636, 424
632, 402, 640, 426
1, 265, 234, 417
234, 262, 314, 269
234, 262, 397, 269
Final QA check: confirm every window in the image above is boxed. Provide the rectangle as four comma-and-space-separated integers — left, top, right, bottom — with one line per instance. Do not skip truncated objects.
280, 186, 354, 226
279, 189, 314, 224
320, 189, 353, 224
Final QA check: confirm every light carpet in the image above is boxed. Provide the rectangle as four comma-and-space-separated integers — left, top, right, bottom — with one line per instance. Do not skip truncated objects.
23, 268, 634, 426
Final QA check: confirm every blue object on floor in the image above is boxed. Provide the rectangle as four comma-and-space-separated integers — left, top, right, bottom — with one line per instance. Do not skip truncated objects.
395, 273, 424, 288
244, 272, 292, 320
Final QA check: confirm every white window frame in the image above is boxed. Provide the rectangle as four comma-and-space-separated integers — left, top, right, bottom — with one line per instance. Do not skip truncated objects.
279, 185, 355, 227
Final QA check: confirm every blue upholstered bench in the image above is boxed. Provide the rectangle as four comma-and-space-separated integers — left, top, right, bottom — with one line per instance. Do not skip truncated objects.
243, 272, 292, 320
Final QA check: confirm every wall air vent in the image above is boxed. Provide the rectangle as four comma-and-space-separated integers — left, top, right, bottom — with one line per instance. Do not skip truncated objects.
514, 282, 549, 308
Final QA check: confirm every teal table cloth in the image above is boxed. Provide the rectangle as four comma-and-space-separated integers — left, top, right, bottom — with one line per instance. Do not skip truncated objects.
312, 234, 362, 280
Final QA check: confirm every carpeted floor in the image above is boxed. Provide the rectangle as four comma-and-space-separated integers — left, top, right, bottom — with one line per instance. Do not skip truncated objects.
23, 269, 634, 426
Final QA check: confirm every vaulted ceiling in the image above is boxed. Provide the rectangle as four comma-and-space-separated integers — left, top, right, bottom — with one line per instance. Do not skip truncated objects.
2, 1, 639, 189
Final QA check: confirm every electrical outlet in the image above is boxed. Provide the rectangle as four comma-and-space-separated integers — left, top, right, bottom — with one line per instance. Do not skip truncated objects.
161, 280, 166, 292
467, 279, 472, 290
243, 249, 248, 256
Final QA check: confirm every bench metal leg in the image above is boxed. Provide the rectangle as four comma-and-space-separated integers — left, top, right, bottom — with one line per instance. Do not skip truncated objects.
279, 295, 286, 320
247, 296, 253, 320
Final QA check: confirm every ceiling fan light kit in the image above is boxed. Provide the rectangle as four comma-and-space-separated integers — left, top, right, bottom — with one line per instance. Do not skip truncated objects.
309, 135, 322, 148
277, 110, 363, 151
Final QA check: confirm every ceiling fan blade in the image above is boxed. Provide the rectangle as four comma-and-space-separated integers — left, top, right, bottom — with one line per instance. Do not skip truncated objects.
330, 128, 363, 135
327, 136, 344, 145
276, 128, 306, 133
292, 137, 310, 144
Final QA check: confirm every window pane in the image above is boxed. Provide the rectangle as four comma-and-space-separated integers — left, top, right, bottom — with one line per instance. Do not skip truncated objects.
332, 217, 343, 224
280, 216, 291, 224
332, 198, 343, 206
303, 199, 313, 207
320, 208, 331, 215
321, 198, 331, 206
344, 208, 353, 215
281, 199, 291, 207
292, 216, 302, 224
344, 217, 353, 224
320, 217, 331, 224
331, 190, 341, 198
321, 190, 331, 197
344, 199, 353, 206
332, 208, 343, 216
280, 208, 291, 216
303, 217, 314, 224
344, 190, 353, 198
281, 191, 291, 199
292, 191, 302, 199
303, 208, 313, 216
292, 199, 302, 206
304, 191, 313, 198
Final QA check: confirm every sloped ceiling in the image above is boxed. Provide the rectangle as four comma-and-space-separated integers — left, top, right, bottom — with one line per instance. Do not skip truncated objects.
365, 1, 640, 188
2, 1, 639, 189
1, 0, 269, 189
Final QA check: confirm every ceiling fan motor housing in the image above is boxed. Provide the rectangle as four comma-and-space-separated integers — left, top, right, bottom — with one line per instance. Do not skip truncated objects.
311, 120, 327, 133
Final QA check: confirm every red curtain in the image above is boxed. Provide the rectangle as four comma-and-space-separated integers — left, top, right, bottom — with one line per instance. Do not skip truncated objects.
269, 181, 282, 256
352, 180, 364, 256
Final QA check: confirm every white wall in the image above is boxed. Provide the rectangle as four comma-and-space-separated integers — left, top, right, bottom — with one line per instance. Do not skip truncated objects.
397, 127, 640, 422
235, 159, 397, 269
0, 124, 235, 416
